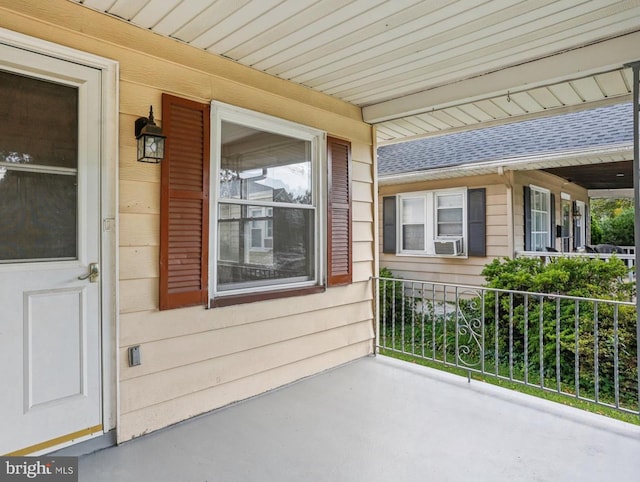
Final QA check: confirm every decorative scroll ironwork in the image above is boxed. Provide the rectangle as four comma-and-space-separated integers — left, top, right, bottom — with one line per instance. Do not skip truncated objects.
455, 289, 484, 367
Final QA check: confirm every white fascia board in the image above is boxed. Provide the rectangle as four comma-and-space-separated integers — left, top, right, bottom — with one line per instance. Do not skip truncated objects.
589, 188, 635, 198
378, 144, 633, 186
364, 30, 640, 124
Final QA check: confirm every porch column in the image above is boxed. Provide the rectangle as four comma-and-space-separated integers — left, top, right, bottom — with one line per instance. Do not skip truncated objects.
627, 60, 640, 414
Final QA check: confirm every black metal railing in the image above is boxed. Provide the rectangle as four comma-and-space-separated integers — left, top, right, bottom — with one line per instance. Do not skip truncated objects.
375, 276, 639, 415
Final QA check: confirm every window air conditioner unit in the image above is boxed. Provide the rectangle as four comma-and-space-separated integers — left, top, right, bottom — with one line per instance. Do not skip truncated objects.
433, 238, 463, 255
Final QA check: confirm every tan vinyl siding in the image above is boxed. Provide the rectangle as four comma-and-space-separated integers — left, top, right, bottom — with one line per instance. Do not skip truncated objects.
119, 247, 159, 280
119, 341, 370, 441
0, 0, 375, 442
120, 281, 373, 346
378, 169, 590, 286
353, 200, 374, 223
348, 145, 374, 286
119, 213, 159, 247
379, 175, 509, 286
120, 180, 160, 214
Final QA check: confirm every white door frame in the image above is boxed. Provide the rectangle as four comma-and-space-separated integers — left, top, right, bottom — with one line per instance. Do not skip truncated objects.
0, 28, 119, 444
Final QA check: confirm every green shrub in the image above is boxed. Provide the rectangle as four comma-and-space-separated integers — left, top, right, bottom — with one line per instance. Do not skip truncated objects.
481, 256, 637, 407
590, 199, 634, 246
481, 255, 633, 299
600, 207, 635, 246
591, 216, 604, 245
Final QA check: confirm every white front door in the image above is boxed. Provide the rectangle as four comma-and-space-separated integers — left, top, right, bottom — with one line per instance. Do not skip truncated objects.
0, 43, 103, 455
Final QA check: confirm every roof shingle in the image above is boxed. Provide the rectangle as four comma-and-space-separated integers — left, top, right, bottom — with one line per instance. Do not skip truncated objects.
377, 103, 633, 176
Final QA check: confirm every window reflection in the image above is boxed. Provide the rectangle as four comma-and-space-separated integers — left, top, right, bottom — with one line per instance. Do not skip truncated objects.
0, 69, 79, 262
217, 204, 314, 290
216, 120, 315, 291
0, 69, 77, 169
0, 152, 34, 164
219, 122, 312, 205
0, 171, 77, 261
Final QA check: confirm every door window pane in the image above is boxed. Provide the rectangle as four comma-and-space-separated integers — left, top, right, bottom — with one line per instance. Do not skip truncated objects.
0, 171, 77, 261
0, 70, 77, 169
0, 70, 78, 262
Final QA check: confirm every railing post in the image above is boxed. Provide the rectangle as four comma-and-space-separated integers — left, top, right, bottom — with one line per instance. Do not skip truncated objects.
509, 292, 514, 381
391, 279, 396, 352
401, 280, 406, 353
524, 294, 529, 385
556, 297, 561, 394
374, 275, 380, 355
421, 282, 426, 359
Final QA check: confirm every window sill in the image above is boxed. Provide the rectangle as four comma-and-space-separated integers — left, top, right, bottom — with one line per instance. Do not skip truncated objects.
209, 285, 326, 308
395, 252, 469, 259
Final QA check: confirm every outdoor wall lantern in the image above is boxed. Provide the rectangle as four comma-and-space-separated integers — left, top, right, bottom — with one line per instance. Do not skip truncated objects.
572, 206, 582, 219
135, 106, 166, 163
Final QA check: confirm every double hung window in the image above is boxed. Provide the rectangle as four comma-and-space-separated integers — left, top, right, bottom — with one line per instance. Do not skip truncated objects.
529, 186, 550, 252
397, 189, 466, 256
211, 104, 323, 296
160, 95, 351, 310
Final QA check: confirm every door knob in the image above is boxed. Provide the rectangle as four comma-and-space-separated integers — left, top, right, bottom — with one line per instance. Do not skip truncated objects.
78, 263, 100, 283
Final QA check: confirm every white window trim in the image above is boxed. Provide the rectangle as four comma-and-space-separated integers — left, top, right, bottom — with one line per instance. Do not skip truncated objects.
208, 101, 326, 297
397, 188, 467, 257
529, 184, 551, 251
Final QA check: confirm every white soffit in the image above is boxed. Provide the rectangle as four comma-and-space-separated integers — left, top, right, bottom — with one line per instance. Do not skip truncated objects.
70, 0, 640, 142
375, 67, 633, 145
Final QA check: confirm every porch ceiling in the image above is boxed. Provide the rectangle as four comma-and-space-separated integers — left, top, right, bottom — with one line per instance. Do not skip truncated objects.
71, 0, 640, 144
544, 159, 634, 190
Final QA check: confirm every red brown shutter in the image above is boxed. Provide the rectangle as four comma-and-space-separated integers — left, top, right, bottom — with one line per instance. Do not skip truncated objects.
327, 136, 352, 286
159, 94, 210, 309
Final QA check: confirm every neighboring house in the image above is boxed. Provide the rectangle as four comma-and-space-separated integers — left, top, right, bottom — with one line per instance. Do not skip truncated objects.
378, 103, 633, 286
0, 2, 375, 454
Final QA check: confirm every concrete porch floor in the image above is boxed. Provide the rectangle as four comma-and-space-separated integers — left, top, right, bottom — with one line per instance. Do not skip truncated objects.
79, 355, 640, 481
